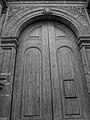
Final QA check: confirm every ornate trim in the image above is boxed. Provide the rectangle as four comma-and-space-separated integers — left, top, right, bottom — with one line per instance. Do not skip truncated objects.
2, 4, 90, 39
63, 6, 88, 22
7, 5, 88, 23
7, 5, 31, 21
43, 7, 52, 15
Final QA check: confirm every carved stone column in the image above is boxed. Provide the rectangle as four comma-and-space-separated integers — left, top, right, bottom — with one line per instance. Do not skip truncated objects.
0, 37, 18, 120
0, 1, 6, 59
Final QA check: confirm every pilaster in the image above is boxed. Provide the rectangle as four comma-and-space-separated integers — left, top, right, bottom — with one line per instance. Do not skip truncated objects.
78, 36, 90, 98
0, 37, 18, 120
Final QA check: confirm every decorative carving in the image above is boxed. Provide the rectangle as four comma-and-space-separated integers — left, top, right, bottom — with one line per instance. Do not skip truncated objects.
43, 7, 52, 15
52, 5, 88, 22
66, 6, 88, 22
2, 4, 90, 37
7, 6, 33, 21
7, 5, 88, 23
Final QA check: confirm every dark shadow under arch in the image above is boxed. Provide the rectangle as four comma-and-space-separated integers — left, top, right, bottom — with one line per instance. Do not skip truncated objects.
18, 14, 79, 39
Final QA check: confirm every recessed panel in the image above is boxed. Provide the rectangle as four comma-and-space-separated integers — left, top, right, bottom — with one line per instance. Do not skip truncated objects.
55, 27, 66, 39
27, 26, 42, 40
65, 98, 80, 115
64, 80, 77, 98
58, 47, 80, 117
23, 48, 42, 118
58, 47, 74, 80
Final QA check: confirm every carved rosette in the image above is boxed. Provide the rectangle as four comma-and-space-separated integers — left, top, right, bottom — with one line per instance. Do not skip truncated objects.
7, 5, 35, 21
43, 7, 52, 15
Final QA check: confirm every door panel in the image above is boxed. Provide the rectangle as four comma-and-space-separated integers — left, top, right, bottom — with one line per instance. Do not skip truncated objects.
11, 21, 87, 120
48, 23, 82, 119
12, 23, 52, 120
41, 24, 52, 120
57, 47, 81, 117
54, 25, 83, 118
22, 48, 41, 117
48, 23, 62, 120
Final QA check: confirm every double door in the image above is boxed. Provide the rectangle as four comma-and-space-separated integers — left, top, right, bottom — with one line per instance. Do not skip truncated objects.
11, 21, 85, 120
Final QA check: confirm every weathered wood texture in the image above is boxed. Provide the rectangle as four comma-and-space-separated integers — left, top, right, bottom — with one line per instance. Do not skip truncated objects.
11, 21, 89, 120
81, 47, 90, 94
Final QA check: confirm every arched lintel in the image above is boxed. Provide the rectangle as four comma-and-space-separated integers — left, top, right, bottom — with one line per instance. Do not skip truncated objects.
2, 7, 90, 42
16, 14, 81, 39
14, 10, 83, 39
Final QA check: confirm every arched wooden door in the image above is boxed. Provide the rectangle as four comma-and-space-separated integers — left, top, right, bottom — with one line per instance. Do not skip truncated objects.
11, 21, 88, 120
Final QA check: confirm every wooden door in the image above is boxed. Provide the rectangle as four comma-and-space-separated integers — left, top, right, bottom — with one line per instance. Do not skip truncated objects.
11, 21, 87, 120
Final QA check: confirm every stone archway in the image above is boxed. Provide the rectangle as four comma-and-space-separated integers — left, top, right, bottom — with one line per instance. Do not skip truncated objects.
2, 6, 90, 38
1, 4, 90, 120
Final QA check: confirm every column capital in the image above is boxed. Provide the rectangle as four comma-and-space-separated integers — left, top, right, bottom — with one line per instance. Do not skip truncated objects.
1, 37, 19, 49
77, 36, 90, 49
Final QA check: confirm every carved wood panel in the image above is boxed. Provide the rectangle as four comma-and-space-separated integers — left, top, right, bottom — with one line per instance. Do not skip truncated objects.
58, 47, 80, 117
23, 48, 41, 116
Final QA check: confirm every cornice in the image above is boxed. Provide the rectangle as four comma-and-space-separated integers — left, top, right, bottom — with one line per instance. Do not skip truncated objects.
7, 1, 87, 5
78, 36, 90, 49
1, 37, 19, 49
